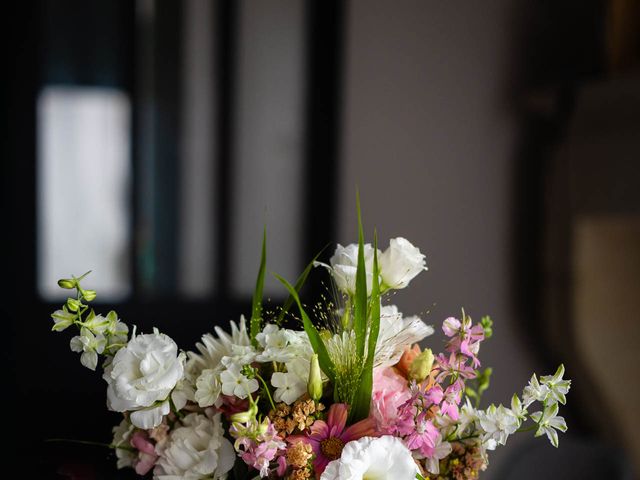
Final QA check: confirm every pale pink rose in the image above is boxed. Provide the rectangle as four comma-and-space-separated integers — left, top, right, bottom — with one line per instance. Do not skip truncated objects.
371, 366, 412, 434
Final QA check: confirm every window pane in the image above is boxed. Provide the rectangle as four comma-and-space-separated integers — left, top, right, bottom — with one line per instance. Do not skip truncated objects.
37, 86, 131, 301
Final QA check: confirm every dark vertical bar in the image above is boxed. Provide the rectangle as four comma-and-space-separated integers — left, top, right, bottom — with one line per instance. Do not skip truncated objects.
303, 0, 345, 271
152, 1, 183, 294
214, 0, 238, 298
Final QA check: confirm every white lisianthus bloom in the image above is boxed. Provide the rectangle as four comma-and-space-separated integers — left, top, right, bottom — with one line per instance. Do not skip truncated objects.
320, 436, 418, 480
219, 364, 258, 399
103, 328, 185, 429
379, 237, 427, 290
318, 243, 379, 296
194, 369, 222, 408
154, 412, 235, 480
70, 327, 106, 370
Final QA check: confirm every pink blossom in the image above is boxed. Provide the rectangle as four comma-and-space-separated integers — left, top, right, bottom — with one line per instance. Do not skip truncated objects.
371, 367, 412, 434
129, 430, 159, 475
404, 411, 439, 457
440, 380, 464, 420
290, 403, 378, 476
230, 418, 286, 477
436, 352, 476, 382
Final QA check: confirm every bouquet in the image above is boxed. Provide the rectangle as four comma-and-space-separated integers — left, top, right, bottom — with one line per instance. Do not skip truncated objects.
50, 204, 570, 479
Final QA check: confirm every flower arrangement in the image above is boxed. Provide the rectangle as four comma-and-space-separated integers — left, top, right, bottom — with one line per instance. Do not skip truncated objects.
50, 204, 570, 479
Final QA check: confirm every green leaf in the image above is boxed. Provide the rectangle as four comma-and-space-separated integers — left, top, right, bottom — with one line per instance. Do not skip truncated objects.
250, 228, 267, 348
349, 230, 381, 422
274, 274, 335, 383
276, 245, 328, 326
353, 191, 367, 359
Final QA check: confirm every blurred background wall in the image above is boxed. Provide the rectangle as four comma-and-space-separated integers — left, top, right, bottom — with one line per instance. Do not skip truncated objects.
1, 0, 639, 478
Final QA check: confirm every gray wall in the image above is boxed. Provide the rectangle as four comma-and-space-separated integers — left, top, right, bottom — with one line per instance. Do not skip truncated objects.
339, 1, 535, 473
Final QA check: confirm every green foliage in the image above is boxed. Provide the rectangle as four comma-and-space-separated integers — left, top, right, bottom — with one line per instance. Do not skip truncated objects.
250, 228, 267, 348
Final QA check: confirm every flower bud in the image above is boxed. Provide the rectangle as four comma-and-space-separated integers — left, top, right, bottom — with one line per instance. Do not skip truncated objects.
57, 278, 76, 289
66, 297, 81, 312
82, 289, 97, 302
408, 348, 434, 382
230, 402, 258, 424
307, 354, 323, 402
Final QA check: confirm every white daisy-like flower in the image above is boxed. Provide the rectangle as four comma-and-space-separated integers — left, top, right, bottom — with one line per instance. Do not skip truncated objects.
374, 305, 434, 368
186, 316, 252, 379
320, 435, 418, 480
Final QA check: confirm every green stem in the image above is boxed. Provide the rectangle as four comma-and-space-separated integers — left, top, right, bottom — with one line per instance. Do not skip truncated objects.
45, 438, 134, 452
516, 424, 537, 433
255, 373, 277, 411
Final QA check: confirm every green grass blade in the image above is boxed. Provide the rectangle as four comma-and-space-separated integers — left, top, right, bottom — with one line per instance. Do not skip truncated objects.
250, 228, 267, 347
349, 230, 381, 422
274, 273, 335, 383
353, 191, 367, 358
276, 245, 328, 325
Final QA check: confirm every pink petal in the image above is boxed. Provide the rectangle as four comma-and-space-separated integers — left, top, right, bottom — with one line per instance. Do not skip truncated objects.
326, 403, 348, 432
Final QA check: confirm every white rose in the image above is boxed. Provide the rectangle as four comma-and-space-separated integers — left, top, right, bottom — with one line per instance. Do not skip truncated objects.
379, 237, 427, 289
154, 412, 235, 480
321, 435, 418, 480
329, 243, 379, 295
104, 328, 185, 429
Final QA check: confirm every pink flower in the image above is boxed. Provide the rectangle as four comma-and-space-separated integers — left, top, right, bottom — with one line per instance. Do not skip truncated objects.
440, 380, 463, 420
442, 316, 484, 368
436, 352, 476, 382
371, 367, 412, 434
404, 411, 439, 457
129, 430, 159, 475
230, 418, 286, 477
292, 403, 378, 476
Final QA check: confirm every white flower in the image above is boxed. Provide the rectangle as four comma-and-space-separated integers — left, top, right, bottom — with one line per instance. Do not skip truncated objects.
255, 324, 312, 363
540, 364, 571, 405
478, 404, 519, 447
112, 418, 135, 470
70, 327, 106, 370
219, 364, 258, 399
51, 306, 76, 331
530, 402, 567, 448
378, 237, 427, 290
422, 435, 452, 475
522, 374, 550, 407
186, 316, 252, 380
456, 398, 480, 434
320, 435, 418, 480
194, 369, 222, 408
154, 412, 235, 480
104, 311, 129, 348
83, 312, 111, 333
323, 243, 378, 296
271, 359, 308, 405
510, 394, 527, 423
103, 328, 185, 429
375, 305, 434, 368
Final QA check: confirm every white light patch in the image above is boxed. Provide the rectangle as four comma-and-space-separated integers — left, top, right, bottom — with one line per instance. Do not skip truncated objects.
37, 86, 131, 301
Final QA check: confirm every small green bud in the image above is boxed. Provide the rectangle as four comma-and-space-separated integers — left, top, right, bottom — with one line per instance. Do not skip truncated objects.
66, 297, 81, 312
307, 354, 323, 402
57, 278, 76, 289
409, 348, 434, 382
230, 402, 258, 424
82, 289, 97, 302
257, 417, 270, 435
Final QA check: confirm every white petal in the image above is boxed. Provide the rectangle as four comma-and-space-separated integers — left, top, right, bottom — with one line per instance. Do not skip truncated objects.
130, 400, 170, 429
